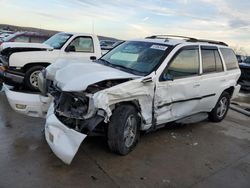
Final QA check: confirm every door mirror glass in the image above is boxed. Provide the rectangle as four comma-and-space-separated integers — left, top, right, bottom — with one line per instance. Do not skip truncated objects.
162, 73, 174, 81
65, 45, 76, 52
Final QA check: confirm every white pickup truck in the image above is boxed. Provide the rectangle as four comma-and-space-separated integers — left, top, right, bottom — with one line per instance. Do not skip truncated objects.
0, 32, 102, 91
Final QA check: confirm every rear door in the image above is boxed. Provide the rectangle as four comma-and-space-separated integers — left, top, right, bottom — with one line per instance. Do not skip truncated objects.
197, 46, 226, 112
155, 45, 202, 125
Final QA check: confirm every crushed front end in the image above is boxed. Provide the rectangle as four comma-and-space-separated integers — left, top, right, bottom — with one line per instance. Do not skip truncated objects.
45, 87, 105, 164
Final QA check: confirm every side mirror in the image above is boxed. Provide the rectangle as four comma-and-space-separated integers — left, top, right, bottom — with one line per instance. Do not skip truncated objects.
90, 56, 97, 61
141, 77, 153, 83
162, 73, 174, 81
65, 45, 76, 52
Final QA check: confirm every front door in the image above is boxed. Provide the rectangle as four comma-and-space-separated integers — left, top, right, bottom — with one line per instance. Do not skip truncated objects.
63, 36, 96, 63
154, 46, 201, 125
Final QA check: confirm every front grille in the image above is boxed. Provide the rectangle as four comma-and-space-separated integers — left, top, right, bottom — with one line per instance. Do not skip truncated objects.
54, 91, 89, 120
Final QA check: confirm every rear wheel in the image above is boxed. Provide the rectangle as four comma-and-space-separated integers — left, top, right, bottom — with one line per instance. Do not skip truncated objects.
209, 92, 230, 122
24, 66, 44, 91
108, 105, 140, 155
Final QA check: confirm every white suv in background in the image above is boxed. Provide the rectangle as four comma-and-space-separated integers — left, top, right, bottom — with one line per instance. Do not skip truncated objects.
8, 35, 242, 164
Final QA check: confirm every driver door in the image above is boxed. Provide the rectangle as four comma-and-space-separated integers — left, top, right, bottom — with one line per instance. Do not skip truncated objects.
154, 46, 202, 125
63, 36, 96, 63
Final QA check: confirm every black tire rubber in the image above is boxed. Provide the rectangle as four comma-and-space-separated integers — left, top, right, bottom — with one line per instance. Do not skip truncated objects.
24, 66, 44, 91
209, 92, 230, 122
107, 104, 140, 155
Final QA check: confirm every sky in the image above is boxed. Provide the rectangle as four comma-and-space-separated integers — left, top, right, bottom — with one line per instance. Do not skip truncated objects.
0, 0, 250, 54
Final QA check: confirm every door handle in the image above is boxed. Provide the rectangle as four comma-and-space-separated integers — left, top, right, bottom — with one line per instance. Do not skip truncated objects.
220, 79, 226, 82
193, 84, 200, 88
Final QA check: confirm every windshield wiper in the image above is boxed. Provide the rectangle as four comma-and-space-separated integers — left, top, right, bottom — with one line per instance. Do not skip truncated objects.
97, 59, 146, 76
111, 63, 146, 75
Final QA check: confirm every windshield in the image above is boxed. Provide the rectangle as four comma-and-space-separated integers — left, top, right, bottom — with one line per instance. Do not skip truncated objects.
44, 33, 72, 49
100, 41, 170, 76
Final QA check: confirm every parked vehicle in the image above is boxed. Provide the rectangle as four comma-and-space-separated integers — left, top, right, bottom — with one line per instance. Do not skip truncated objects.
4, 35, 241, 164
0, 30, 14, 40
238, 56, 250, 90
100, 40, 117, 50
0, 31, 50, 45
0, 32, 102, 91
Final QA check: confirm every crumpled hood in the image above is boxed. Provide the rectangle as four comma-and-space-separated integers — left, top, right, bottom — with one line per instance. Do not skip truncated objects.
0, 42, 53, 51
55, 62, 139, 91
46, 58, 90, 81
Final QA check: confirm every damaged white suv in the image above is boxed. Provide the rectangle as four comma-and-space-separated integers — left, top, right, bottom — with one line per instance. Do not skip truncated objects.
43, 35, 240, 164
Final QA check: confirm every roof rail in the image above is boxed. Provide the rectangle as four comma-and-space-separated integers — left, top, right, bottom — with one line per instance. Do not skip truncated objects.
194, 39, 228, 46
145, 35, 228, 46
146, 35, 197, 41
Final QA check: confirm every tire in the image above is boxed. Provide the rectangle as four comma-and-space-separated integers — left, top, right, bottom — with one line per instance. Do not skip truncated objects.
209, 92, 230, 122
108, 105, 140, 155
24, 66, 44, 91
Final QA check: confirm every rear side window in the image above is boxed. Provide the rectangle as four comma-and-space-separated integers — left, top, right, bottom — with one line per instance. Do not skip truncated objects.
220, 48, 238, 70
161, 47, 199, 80
30, 37, 46, 43
201, 49, 223, 73
14, 36, 30, 43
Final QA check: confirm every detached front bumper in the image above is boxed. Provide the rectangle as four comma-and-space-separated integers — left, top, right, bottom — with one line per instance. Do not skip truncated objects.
45, 104, 87, 165
4, 84, 52, 118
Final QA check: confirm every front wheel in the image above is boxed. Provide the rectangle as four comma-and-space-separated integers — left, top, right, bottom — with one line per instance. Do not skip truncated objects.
209, 92, 230, 122
108, 105, 140, 155
24, 66, 44, 91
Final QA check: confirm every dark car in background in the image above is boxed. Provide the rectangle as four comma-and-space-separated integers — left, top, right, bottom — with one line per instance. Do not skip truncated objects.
0, 31, 50, 45
100, 40, 117, 50
236, 54, 246, 63
238, 56, 250, 90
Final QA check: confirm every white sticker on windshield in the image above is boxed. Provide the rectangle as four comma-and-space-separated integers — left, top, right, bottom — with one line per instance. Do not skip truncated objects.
150, 45, 168, 51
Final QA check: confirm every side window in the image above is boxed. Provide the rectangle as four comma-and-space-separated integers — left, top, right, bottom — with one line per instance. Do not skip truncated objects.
201, 49, 223, 73
68, 37, 94, 53
220, 48, 238, 70
161, 48, 199, 81
30, 36, 45, 43
14, 36, 30, 43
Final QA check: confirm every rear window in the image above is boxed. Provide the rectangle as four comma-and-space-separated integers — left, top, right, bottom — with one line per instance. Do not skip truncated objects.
220, 48, 238, 70
201, 49, 223, 73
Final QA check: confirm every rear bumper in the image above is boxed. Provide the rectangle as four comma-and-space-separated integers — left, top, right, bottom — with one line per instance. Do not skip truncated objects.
45, 104, 87, 165
4, 84, 52, 118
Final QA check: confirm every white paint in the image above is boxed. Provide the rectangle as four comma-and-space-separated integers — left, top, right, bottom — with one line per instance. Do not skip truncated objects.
45, 104, 87, 164
7, 32, 102, 68
54, 62, 139, 92
0, 42, 53, 51
4, 84, 52, 118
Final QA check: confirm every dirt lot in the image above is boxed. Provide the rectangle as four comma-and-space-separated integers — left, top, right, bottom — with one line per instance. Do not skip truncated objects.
0, 92, 250, 188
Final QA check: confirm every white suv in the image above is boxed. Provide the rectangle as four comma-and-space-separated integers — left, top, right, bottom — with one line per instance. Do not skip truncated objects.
41, 35, 240, 164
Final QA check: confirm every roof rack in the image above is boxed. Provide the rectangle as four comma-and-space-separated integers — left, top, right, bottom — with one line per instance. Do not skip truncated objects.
145, 35, 228, 46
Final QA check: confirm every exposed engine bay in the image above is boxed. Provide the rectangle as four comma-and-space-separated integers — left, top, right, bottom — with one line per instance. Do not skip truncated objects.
50, 79, 130, 133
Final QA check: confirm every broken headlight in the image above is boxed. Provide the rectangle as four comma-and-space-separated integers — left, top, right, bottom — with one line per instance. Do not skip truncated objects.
55, 92, 89, 120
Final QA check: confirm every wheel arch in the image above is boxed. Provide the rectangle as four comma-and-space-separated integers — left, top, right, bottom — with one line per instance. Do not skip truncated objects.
22, 62, 51, 72
113, 100, 144, 125
223, 86, 234, 98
